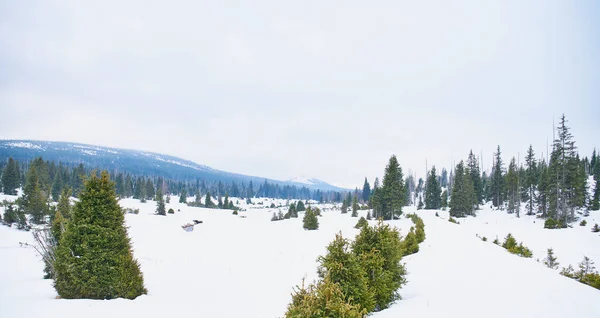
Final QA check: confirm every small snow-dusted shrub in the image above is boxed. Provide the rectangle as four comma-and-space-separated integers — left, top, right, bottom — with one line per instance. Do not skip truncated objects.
270, 203, 276, 208
560, 265, 576, 279
580, 220, 587, 226
481, 236, 488, 242
448, 217, 459, 224
355, 217, 368, 229
167, 208, 174, 214
435, 212, 439, 217
232, 210, 238, 215
544, 217, 567, 229
285, 277, 364, 318
502, 233, 518, 250
502, 234, 532, 258
543, 248, 560, 269
592, 224, 600, 233
366, 211, 372, 220
493, 237, 500, 245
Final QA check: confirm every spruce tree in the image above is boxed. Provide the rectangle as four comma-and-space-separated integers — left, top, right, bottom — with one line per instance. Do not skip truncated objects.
524, 145, 537, 215
467, 150, 483, 206
317, 233, 374, 312
449, 161, 475, 217
352, 221, 406, 311
302, 207, 319, 230
543, 248, 560, 269
2, 157, 20, 195
56, 187, 72, 219
123, 175, 133, 197
506, 157, 520, 216
155, 188, 166, 215
145, 179, 155, 201
362, 178, 371, 203
425, 166, 442, 209
179, 189, 187, 203
490, 146, 505, 208
54, 171, 147, 299
441, 189, 448, 210
20, 166, 49, 224
351, 195, 359, 217
296, 200, 306, 212
381, 155, 405, 220
51, 171, 64, 202
591, 161, 600, 211
205, 192, 214, 208
223, 192, 230, 209
537, 159, 550, 216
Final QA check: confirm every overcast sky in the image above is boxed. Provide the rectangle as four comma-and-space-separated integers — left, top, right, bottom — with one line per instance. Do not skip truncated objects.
1, 1, 599, 189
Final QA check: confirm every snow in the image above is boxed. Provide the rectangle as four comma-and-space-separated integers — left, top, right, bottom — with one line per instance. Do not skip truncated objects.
287, 175, 317, 185
4, 141, 44, 150
1, 197, 600, 317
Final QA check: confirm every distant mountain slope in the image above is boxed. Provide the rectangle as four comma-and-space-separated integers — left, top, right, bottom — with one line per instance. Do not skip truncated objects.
0, 140, 346, 191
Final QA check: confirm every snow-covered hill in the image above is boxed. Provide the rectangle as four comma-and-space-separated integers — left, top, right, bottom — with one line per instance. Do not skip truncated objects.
0, 140, 347, 192
1, 196, 599, 317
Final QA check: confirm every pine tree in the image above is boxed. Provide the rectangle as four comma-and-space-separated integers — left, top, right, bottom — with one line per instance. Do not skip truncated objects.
467, 150, 483, 206
352, 221, 406, 311
506, 157, 520, 216
155, 188, 166, 215
537, 159, 550, 216
20, 166, 50, 224
145, 179, 155, 201
425, 166, 442, 209
2, 157, 20, 195
223, 192, 230, 209
591, 161, 600, 210
490, 146, 505, 208
449, 161, 475, 217
380, 155, 405, 220
302, 207, 319, 230
524, 145, 537, 215
296, 200, 306, 212
115, 173, 124, 198
317, 233, 374, 312
54, 171, 147, 299
179, 189, 187, 203
51, 171, 64, 202
205, 192, 214, 208
123, 175, 133, 197
547, 114, 579, 223
362, 178, 371, 203
543, 248, 560, 269
56, 187, 72, 219
351, 195, 359, 217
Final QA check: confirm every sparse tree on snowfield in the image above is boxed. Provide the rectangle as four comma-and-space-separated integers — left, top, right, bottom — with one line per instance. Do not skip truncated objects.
380, 155, 406, 220
155, 188, 166, 215
179, 188, 187, 203
524, 145, 537, 215
543, 248, 560, 269
449, 161, 475, 217
54, 171, 147, 299
303, 207, 319, 230
351, 195, 359, 217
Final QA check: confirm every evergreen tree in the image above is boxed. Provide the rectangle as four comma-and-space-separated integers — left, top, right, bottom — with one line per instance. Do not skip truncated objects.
155, 188, 166, 215
490, 146, 505, 208
317, 233, 374, 312
145, 179, 155, 201
341, 201, 348, 214
296, 200, 306, 212
123, 175, 133, 197
205, 192, 214, 208
351, 195, 359, 217
20, 166, 49, 224
352, 221, 406, 311
2, 157, 20, 195
467, 150, 483, 206
51, 171, 64, 202
547, 114, 580, 223
506, 157, 520, 216
179, 188, 187, 203
115, 173, 124, 198
303, 207, 319, 230
449, 161, 475, 217
285, 276, 364, 318
56, 187, 72, 219
380, 155, 405, 220
425, 166, 442, 209
543, 248, 560, 269
591, 160, 600, 211
195, 189, 202, 205
54, 171, 147, 299
223, 192, 230, 209
524, 145, 537, 215
362, 178, 371, 203
441, 168, 448, 188
537, 159, 550, 216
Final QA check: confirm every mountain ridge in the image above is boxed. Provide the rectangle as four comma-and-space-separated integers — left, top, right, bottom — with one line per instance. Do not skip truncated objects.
0, 139, 348, 192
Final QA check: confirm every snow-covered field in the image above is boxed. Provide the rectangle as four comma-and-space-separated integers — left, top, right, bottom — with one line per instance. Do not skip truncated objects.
1, 195, 600, 317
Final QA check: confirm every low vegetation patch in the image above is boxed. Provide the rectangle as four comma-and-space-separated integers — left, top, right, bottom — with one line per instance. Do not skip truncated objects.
592, 224, 600, 233
579, 220, 587, 226
544, 217, 567, 229
448, 217, 459, 224
501, 233, 533, 258
354, 217, 368, 229
560, 256, 600, 291
286, 217, 426, 317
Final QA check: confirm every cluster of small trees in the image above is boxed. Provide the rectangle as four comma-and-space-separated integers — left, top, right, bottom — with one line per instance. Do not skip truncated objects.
285, 221, 408, 316
286, 215, 425, 316
501, 234, 533, 258
560, 256, 600, 290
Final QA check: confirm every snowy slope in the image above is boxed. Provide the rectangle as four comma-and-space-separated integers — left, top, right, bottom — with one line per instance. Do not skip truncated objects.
1, 197, 599, 318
